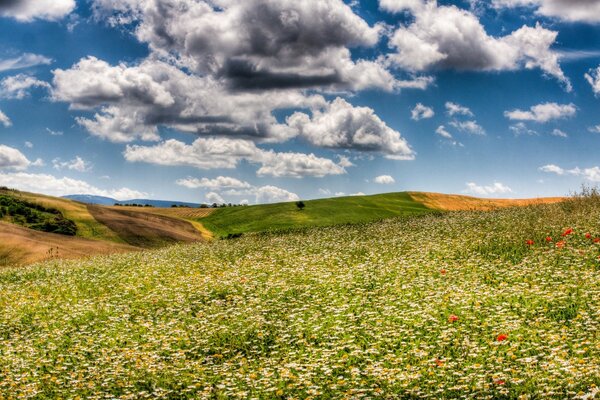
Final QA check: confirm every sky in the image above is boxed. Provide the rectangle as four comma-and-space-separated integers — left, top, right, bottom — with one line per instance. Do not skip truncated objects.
1, 0, 600, 204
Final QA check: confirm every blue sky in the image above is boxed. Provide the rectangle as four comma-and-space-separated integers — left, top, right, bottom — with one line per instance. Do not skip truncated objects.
1, 0, 600, 204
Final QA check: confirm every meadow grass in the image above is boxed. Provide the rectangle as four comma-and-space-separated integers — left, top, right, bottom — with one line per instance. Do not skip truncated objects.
0, 197, 599, 398
199, 192, 432, 237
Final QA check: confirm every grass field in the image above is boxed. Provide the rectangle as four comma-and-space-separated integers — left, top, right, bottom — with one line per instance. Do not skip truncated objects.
199, 192, 433, 237
1, 194, 599, 398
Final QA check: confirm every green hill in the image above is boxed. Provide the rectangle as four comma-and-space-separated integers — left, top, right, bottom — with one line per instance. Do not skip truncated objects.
198, 192, 433, 237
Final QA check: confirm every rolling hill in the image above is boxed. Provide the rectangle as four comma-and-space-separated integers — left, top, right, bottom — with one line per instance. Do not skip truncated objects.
0, 187, 567, 266
196, 192, 566, 237
63, 194, 203, 208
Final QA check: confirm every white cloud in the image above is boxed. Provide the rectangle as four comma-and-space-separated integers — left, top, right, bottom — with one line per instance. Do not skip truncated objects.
52, 156, 92, 172
493, 0, 600, 24
449, 120, 485, 135
287, 97, 415, 160
255, 185, 300, 204
24, 141, 33, 148
124, 137, 347, 178
91, 0, 404, 92
504, 102, 576, 123
0, 74, 50, 99
46, 128, 63, 136
205, 192, 225, 205
0, 53, 52, 72
509, 122, 538, 136
256, 152, 346, 178
0, 172, 146, 200
585, 66, 600, 96
384, 2, 570, 90
411, 103, 434, 120
176, 176, 252, 190
550, 128, 568, 138
379, 0, 425, 13
464, 182, 513, 196
0, 110, 11, 127
589, 125, 600, 134
0, 0, 75, 22
374, 175, 396, 184
539, 164, 600, 182
52, 57, 325, 143
445, 102, 474, 117
124, 137, 259, 170
435, 125, 453, 139
0, 145, 31, 170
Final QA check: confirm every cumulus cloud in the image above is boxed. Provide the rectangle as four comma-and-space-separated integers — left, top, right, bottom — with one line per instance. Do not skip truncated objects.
449, 120, 485, 135
550, 128, 568, 138
0, 0, 75, 21
411, 103, 434, 120
539, 164, 600, 182
504, 102, 576, 123
0, 110, 11, 127
178, 174, 299, 204
384, 2, 570, 90
464, 182, 513, 196
585, 66, 600, 96
91, 0, 409, 92
374, 175, 396, 184
52, 156, 92, 172
0, 74, 50, 99
379, 0, 425, 12
205, 192, 225, 205
124, 137, 348, 178
589, 125, 600, 134
0, 53, 52, 73
435, 125, 453, 139
445, 102, 474, 117
52, 57, 326, 143
287, 97, 414, 160
177, 176, 252, 190
0, 172, 146, 200
255, 185, 299, 203
493, 0, 600, 23
0, 145, 31, 170
509, 122, 538, 136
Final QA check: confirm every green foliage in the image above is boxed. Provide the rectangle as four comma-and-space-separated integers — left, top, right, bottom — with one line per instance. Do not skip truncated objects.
200, 192, 433, 238
295, 200, 306, 210
0, 195, 77, 236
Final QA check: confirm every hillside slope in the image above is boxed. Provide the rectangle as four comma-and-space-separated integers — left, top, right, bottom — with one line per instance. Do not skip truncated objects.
197, 191, 566, 237
0, 222, 137, 267
198, 192, 432, 237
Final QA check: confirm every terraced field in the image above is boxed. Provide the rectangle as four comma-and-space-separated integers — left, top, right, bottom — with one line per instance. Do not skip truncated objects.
0, 194, 598, 398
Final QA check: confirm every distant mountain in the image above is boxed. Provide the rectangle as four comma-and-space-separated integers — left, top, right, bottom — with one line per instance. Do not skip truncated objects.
63, 194, 203, 208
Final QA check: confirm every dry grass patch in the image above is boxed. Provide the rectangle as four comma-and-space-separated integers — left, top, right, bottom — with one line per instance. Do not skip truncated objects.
409, 192, 566, 211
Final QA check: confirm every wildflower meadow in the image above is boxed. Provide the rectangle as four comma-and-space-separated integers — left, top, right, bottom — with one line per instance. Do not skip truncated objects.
1, 195, 599, 399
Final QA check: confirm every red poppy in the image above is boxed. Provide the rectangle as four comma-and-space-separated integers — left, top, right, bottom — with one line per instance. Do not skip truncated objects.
556, 241, 565, 249
440, 269, 447, 275
562, 228, 574, 237
546, 236, 553, 242
448, 315, 459, 323
435, 359, 444, 367
594, 238, 600, 243
496, 334, 508, 342
526, 240, 534, 246
585, 233, 592, 239
494, 379, 506, 385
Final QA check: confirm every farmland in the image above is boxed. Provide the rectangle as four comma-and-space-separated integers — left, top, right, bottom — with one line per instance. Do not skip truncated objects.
0, 194, 598, 398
